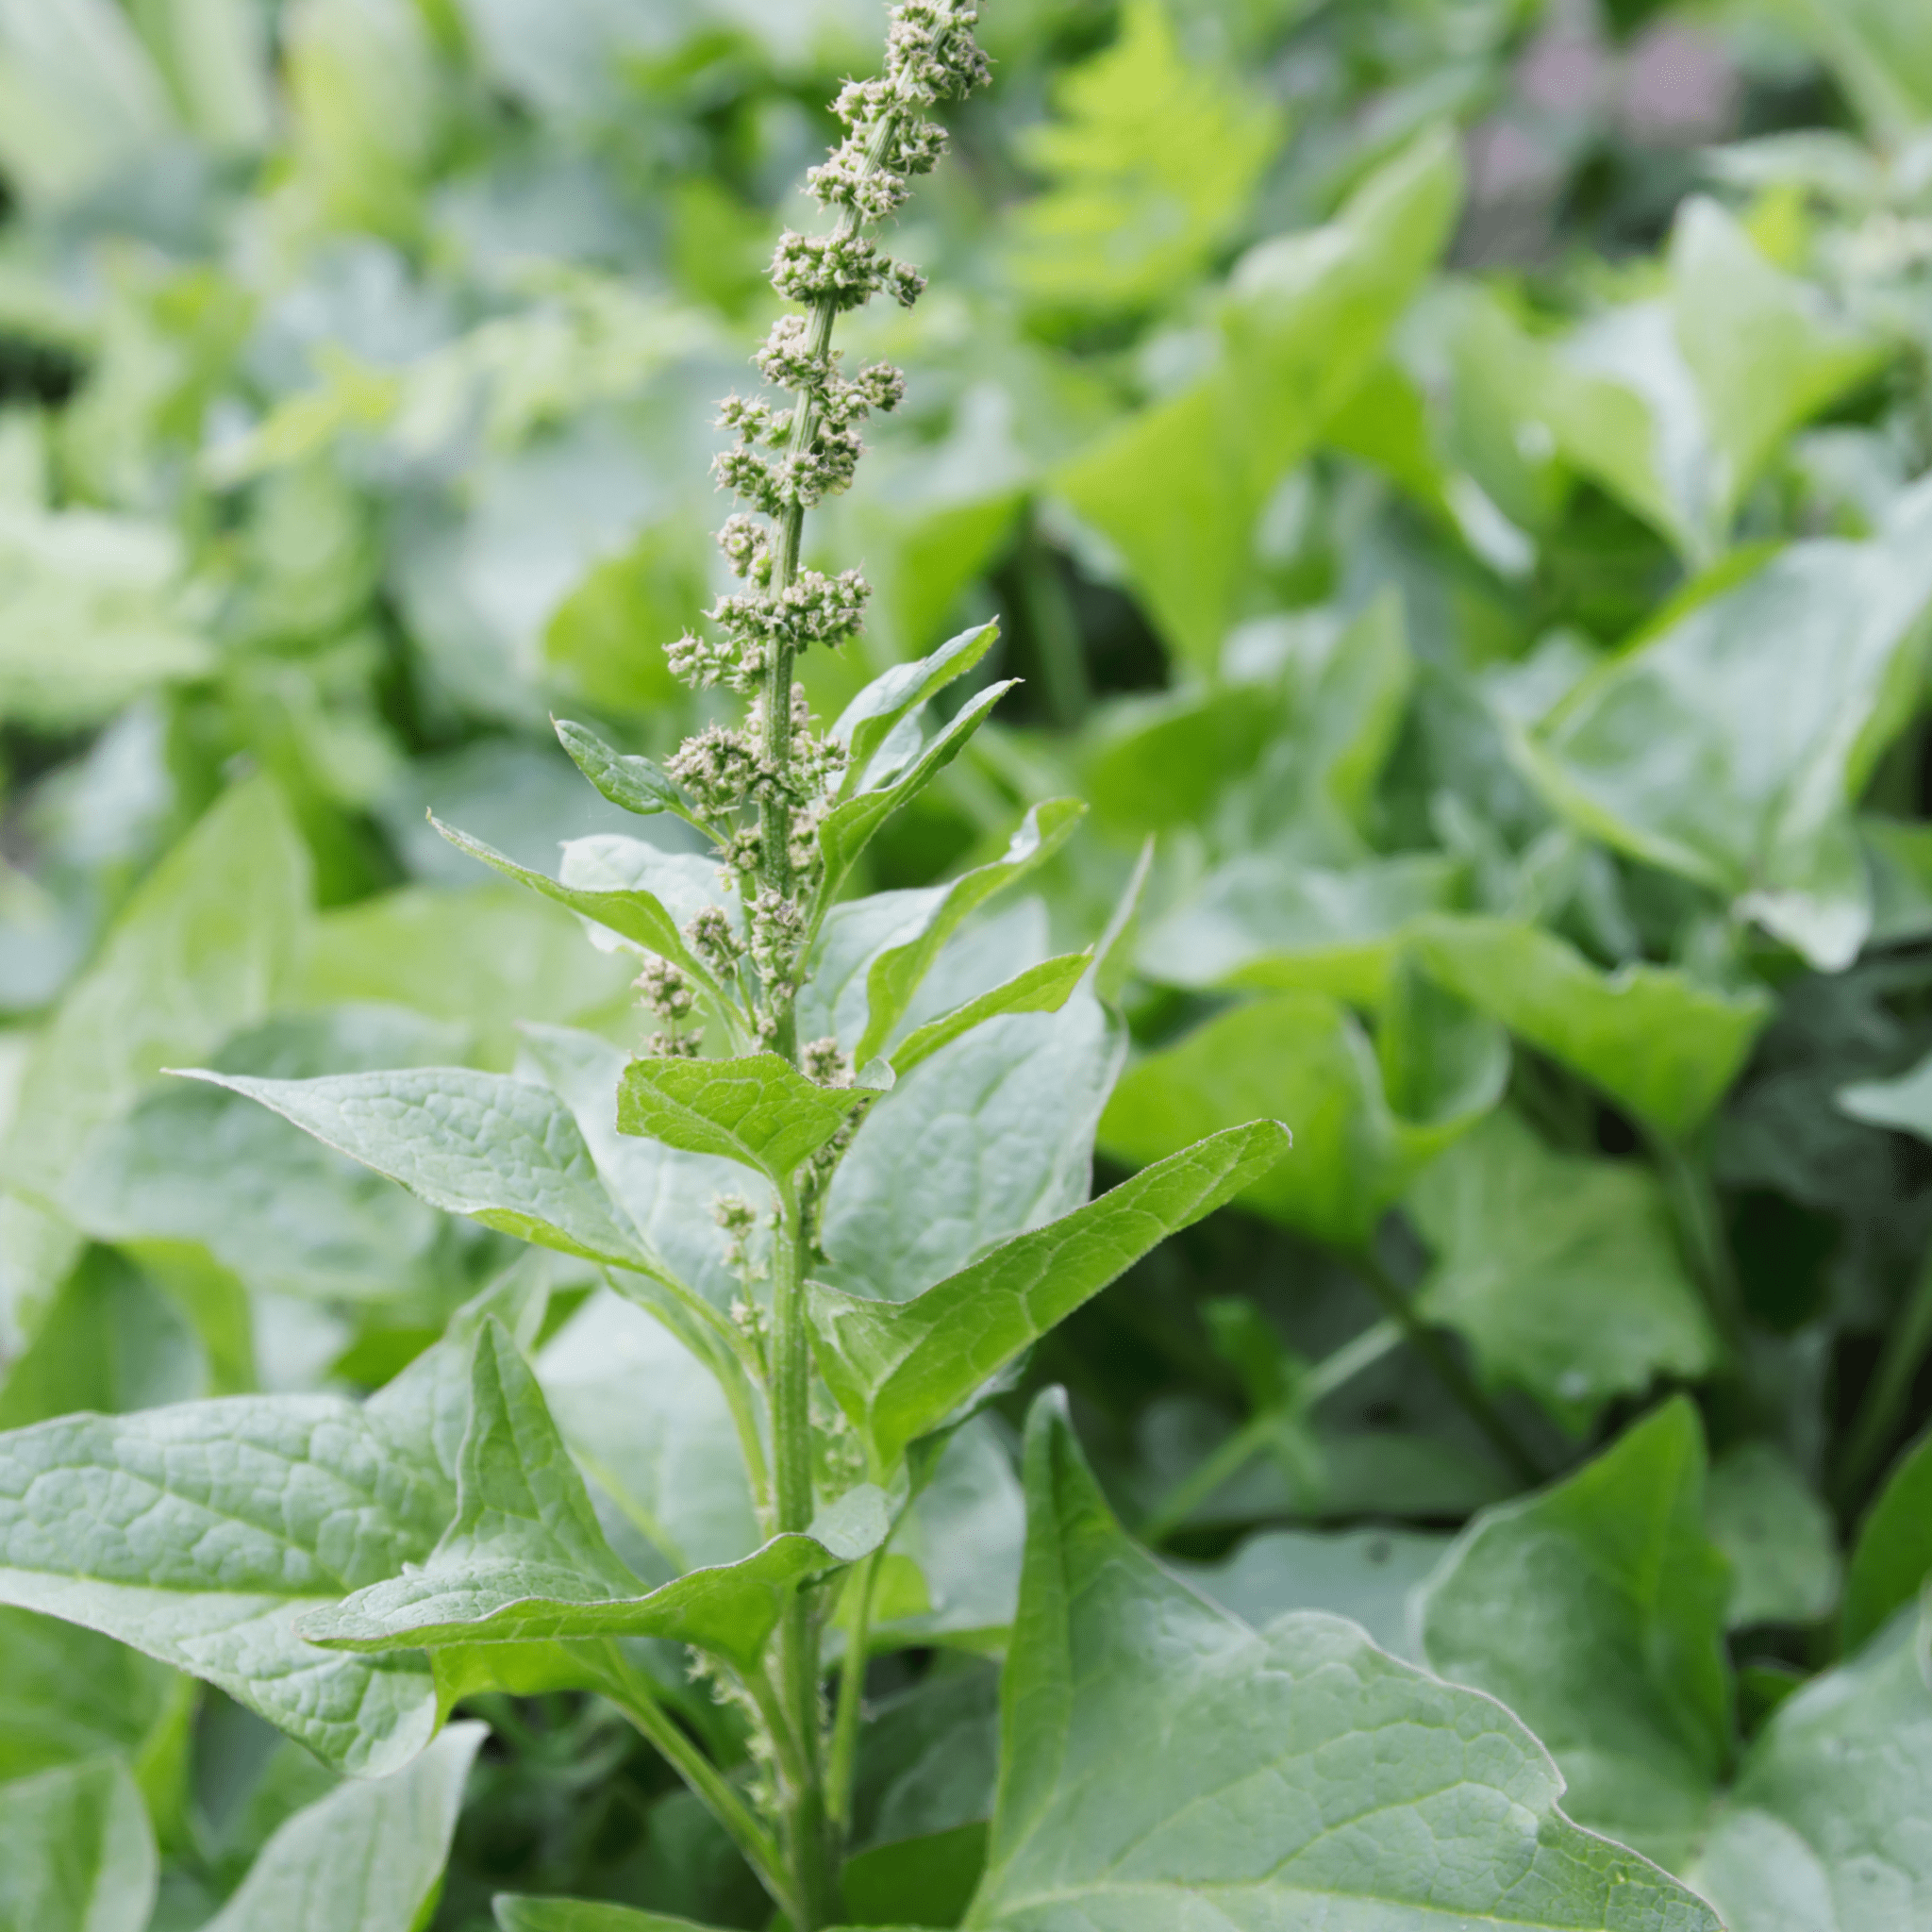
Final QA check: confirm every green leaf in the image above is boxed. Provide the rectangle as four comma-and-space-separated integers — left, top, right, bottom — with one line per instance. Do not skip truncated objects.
832, 620, 1000, 795
1139, 854, 1462, 1008
203, 1722, 483, 1932
1670, 198, 1885, 539
493, 1907, 731, 1932
1687, 1607, 1932, 1932
519, 1024, 762, 1313
1174, 1526, 1453, 1663
537, 1289, 759, 1578
1407, 915, 1773, 1139
1705, 1443, 1840, 1630
431, 818, 725, 993
798, 803, 1083, 1058
1, 775, 309, 1207
886, 955, 1091, 1079
1057, 128, 1461, 671
176, 1066, 651, 1271
1407, 1111, 1719, 1427
823, 991, 1126, 1303
1417, 1400, 1733, 1867
1005, 0, 1282, 316
298, 885, 635, 1065
1840, 1049, 1932, 1142
0, 1394, 447, 1774
817, 682, 1015, 908
0, 1757, 156, 1932
843, 1662, 1000, 1924
1840, 1424, 1932, 1653
0, 1607, 184, 1786
810, 1123, 1289, 1472
964, 1391, 1722, 1931
617, 1052, 876, 1187
856, 802, 1085, 1063
1100, 990, 1500, 1251
1517, 478, 1932, 969
67, 1008, 468, 1310
554, 719, 706, 828
305, 1320, 885, 1676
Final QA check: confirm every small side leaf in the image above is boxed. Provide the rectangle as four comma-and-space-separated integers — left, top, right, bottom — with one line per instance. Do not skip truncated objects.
555, 719, 708, 830
175, 1067, 650, 1271
1840, 1424, 1932, 1653
832, 620, 1000, 795
617, 1053, 875, 1185
809, 1122, 1289, 1471
888, 954, 1091, 1078
431, 817, 722, 991
818, 683, 1015, 908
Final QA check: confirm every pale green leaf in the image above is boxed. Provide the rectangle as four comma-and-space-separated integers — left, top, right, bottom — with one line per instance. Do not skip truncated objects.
0, 1757, 156, 1932
177, 1066, 650, 1270
1840, 1424, 1932, 1653
823, 991, 1125, 1303
0, 1607, 183, 1785
1006, 0, 1282, 315
204, 1722, 483, 1932
832, 620, 1000, 794
0, 1395, 448, 1774
964, 1391, 1722, 1931
1139, 855, 1462, 1008
306, 1320, 884, 1675
537, 1289, 759, 1577
432, 817, 724, 993
1705, 1443, 1840, 1629
616, 1051, 875, 1186
1517, 478, 1932, 969
811, 1123, 1289, 1471
1417, 1400, 1732, 1867
886, 955, 1091, 1079
1175, 1526, 1453, 1663
493, 1904, 899, 1932
1057, 128, 1461, 670
1407, 1111, 1719, 1426
1, 776, 309, 1207
298, 885, 635, 1065
1690, 1608, 1932, 1932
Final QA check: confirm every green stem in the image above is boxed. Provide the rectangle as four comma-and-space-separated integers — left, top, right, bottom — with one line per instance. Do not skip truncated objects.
1139, 1320, 1404, 1544
1643, 1126, 1747, 1356
826, 1547, 883, 1834
1354, 1249, 1544, 1487
596, 1655, 792, 1919
1837, 1237, 1932, 1507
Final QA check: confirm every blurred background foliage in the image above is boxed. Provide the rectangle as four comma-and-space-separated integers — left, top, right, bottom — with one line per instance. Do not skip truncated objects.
6, 0, 1932, 1924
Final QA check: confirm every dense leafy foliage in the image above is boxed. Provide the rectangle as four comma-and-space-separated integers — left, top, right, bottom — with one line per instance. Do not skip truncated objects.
6, 0, 1932, 1929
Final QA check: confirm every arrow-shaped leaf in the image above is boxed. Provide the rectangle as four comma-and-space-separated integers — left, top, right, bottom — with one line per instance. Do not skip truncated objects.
809, 1122, 1290, 1469
832, 620, 1000, 797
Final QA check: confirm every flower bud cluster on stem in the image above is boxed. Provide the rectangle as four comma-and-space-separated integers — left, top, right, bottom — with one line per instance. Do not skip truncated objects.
630, 7, 990, 1926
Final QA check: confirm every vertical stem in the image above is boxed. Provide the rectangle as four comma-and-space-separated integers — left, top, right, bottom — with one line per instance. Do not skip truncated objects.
826, 1547, 883, 1834
1354, 1248, 1544, 1487
768, 1177, 837, 1926
1837, 1237, 1932, 1507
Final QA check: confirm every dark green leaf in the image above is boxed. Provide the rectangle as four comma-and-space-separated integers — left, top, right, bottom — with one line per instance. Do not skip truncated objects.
1840, 1424, 1932, 1653
1407, 1110, 1719, 1426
